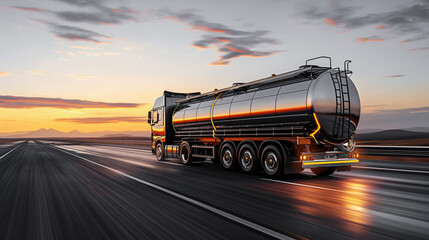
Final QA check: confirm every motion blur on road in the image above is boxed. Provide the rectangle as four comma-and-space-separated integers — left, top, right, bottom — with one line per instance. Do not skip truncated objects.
0, 141, 428, 240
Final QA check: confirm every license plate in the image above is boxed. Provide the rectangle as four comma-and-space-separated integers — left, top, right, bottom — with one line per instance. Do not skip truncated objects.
325, 154, 337, 159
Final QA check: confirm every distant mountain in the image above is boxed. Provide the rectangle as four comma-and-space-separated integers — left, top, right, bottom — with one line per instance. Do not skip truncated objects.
404, 127, 429, 133
356, 128, 384, 134
0, 129, 150, 138
101, 134, 136, 138
356, 129, 429, 141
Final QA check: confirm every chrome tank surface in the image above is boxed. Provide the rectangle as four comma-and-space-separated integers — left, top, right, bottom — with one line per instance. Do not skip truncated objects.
307, 70, 361, 143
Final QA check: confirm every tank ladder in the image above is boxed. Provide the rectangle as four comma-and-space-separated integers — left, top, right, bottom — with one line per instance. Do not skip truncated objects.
331, 65, 351, 139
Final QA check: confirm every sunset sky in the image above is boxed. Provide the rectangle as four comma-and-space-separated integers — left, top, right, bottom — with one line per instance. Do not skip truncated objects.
1, 0, 428, 133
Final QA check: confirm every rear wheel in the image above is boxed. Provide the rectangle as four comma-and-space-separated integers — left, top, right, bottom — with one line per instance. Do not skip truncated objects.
238, 144, 258, 174
311, 167, 336, 176
180, 142, 192, 165
220, 143, 236, 170
155, 142, 165, 161
261, 145, 283, 178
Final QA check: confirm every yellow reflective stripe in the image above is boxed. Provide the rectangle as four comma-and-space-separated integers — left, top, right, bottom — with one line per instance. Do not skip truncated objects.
303, 160, 359, 165
210, 93, 222, 138
309, 113, 321, 144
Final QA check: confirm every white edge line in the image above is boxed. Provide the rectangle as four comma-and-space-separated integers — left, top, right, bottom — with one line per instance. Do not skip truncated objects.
353, 166, 429, 174
0, 145, 20, 160
47, 144, 294, 240
261, 178, 344, 193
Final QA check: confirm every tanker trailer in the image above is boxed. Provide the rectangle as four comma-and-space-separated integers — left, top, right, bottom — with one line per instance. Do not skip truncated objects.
148, 56, 360, 177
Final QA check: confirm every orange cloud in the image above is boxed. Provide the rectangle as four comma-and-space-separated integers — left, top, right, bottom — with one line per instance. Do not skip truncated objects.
324, 17, 337, 26
191, 44, 209, 49
189, 25, 227, 33
376, 25, 388, 29
0, 95, 143, 109
0, 72, 10, 77
55, 116, 147, 124
225, 46, 248, 53
70, 46, 94, 50
357, 38, 384, 43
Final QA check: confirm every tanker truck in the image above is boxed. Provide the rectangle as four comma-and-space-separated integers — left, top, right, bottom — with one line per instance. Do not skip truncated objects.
147, 56, 360, 177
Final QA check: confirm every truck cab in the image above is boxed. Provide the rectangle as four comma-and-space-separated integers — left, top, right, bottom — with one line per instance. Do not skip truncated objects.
148, 91, 200, 156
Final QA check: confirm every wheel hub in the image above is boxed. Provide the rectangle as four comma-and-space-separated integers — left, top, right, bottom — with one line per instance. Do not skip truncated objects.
223, 149, 232, 166
265, 152, 278, 172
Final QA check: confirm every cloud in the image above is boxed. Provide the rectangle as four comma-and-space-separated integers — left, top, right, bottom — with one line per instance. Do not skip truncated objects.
9, 6, 46, 12
376, 25, 388, 29
160, 10, 279, 65
27, 70, 44, 75
55, 8, 137, 25
384, 75, 405, 78
70, 45, 95, 50
55, 116, 147, 124
301, 0, 429, 42
11, 1, 139, 25
43, 21, 110, 44
408, 47, 428, 51
357, 37, 384, 43
324, 17, 337, 26
0, 72, 11, 77
0, 95, 143, 109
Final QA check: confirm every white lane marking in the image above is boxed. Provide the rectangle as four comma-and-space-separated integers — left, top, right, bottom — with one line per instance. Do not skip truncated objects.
48, 144, 293, 240
0, 145, 20, 160
353, 166, 429, 174
261, 178, 344, 193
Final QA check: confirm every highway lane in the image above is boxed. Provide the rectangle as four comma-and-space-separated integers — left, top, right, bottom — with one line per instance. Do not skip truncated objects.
1, 141, 428, 240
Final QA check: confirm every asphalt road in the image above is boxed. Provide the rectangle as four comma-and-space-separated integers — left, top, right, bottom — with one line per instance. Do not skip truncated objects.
0, 141, 428, 240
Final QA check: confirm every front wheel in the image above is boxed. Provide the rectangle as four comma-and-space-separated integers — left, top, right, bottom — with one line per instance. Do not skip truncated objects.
261, 145, 283, 178
311, 167, 336, 176
155, 142, 165, 161
180, 142, 193, 165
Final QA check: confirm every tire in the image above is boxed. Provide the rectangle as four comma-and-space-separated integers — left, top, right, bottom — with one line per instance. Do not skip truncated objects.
238, 144, 259, 174
155, 142, 165, 161
220, 143, 236, 170
180, 142, 193, 165
261, 145, 283, 178
311, 167, 336, 176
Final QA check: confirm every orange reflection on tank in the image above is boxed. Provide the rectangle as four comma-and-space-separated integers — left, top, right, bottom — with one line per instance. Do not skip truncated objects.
276, 106, 307, 113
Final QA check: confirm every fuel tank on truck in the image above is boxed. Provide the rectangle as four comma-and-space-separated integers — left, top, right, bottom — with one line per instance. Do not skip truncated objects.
172, 65, 360, 144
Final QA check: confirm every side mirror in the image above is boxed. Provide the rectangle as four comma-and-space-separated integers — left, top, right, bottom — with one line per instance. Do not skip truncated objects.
147, 111, 152, 124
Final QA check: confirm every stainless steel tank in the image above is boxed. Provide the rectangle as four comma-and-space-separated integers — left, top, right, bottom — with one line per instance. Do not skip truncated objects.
172, 67, 360, 144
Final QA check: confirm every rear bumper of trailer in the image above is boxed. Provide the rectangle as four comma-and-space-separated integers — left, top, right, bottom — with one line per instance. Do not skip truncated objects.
300, 151, 359, 168
302, 158, 359, 168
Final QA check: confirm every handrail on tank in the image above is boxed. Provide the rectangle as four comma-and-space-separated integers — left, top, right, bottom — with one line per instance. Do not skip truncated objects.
344, 60, 352, 74
305, 56, 332, 68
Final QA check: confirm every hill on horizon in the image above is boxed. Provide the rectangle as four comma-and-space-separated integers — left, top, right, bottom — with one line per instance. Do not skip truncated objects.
0, 128, 150, 138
